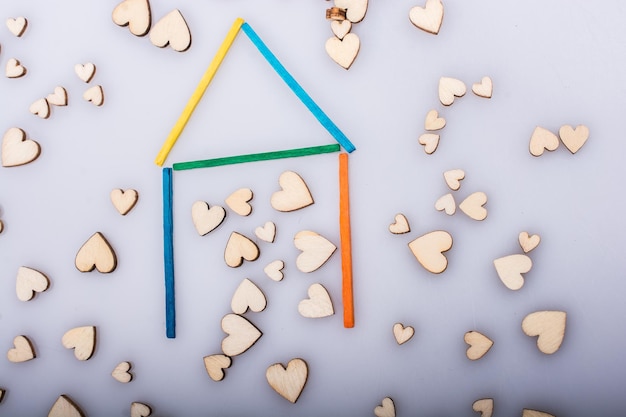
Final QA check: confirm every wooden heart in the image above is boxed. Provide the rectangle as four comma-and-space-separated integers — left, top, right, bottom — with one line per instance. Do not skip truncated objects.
443, 169, 465, 191
131, 402, 152, 417
331, 20, 352, 40
6, 58, 26, 78
472, 398, 494, 417
2, 127, 41, 167
112, 0, 152, 37
225, 188, 253, 216
518, 231, 540, 253
203, 354, 232, 382
334, 0, 368, 23
389, 213, 410, 235
29, 98, 50, 119
224, 232, 260, 267
221, 313, 262, 356
409, 0, 444, 34
522, 310, 566, 354
264, 260, 284, 282
150, 9, 191, 52
298, 283, 334, 318
393, 323, 414, 345
112, 361, 133, 383
435, 193, 456, 215
472, 76, 493, 98
75, 232, 117, 273
459, 191, 487, 221
294, 230, 336, 273
559, 124, 589, 154
48, 395, 85, 417
424, 109, 446, 131
110, 188, 138, 215
529, 126, 559, 156
83, 85, 104, 106
266, 358, 308, 403
16, 266, 50, 301
325, 33, 360, 70
7, 17, 27, 37
231, 278, 267, 314
7, 335, 35, 362
62, 326, 96, 360
408, 230, 452, 274
418, 133, 440, 154
493, 254, 532, 290
464, 331, 493, 360
438, 77, 466, 106
75, 63, 96, 83
374, 397, 396, 417
46, 87, 68, 106
191, 201, 225, 236
271, 171, 314, 212
255, 221, 276, 243
522, 409, 555, 417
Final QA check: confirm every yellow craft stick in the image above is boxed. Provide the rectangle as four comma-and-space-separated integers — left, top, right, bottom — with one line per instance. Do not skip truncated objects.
155, 18, 245, 166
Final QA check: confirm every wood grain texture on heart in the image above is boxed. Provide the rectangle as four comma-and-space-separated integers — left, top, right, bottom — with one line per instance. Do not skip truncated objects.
418, 133, 440, 154
7, 335, 36, 363
519, 231, 541, 253
464, 331, 493, 360
438, 77, 466, 106
150, 9, 191, 52
112, 0, 152, 37
131, 402, 152, 417
204, 354, 231, 382
425, 109, 446, 131
334, 0, 368, 23
6, 58, 27, 78
74, 63, 96, 83
48, 395, 85, 417
522, 410, 555, 417
62, 326, 96, 360
255, 221, 276, 243
112, 361, 133, 383
294, 230, 337, 273
331, 20, 352, 39
326, 33, 360, 70
435, 193, 456, 215
459, 191, 487, 221
494, 254, 532, 290
224, 232, 260, 268
271, 171, 314, 211
393, 323, 414, 345
16, 266, 50, 301
529, 126, 559, 157
266, 358, 308, 403
191, 201, 225, 236
409, 0, 444, 34
75, 232, 117, 273
472, 398, 494, 417
83, 85, 104, 106
29, 98, 50, 119
225, 188, 253, 216
7, 17, 28, 37
443, 169, 465, 191
522, 310, 566, 354
472, 76, 493, 98
264, 260, 285, 281
408, 230, 452, 274
298, 283, 334, 318
374, 397, 396, 417
46, 87, 68, 106
110, 188, 138, 215
221, 313, 262, 356
559, 124, 589, 154
389, 213, 410, 234
231, 278, 267, 314
2, 127, 41, 167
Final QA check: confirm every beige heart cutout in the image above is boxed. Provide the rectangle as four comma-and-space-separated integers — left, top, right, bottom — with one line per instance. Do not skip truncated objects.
16, 266, 50, 301
48, 395, 85, 417
522, 310, 566, 354
231, 278, 267, 314
294, 230, 336, 273
75, 232, 117, 273
203, 354, 232, 382
2, 127, 40, 167
112, 0, 152, 37
393, 323, 414, 345
62, 326, 96, 360
225, 188, 253, 216
518, 231, 540, 253
472, 398, 494, 417
464, 331, 494, 360
221, 313, 262, 356
522, 409, 555, 417
409, 0, 444, 34
112, 361, 133, 383
191, 201, 226, 236
29, 98, 50, 119
439, 77, 466, 106
264, 260, 284, 282
110, 188, 138, 215
330, 20, 352, 40
6, 58, 27, 78
224, 232, 260, 268
325, 33, 360, 70
334, 0, 368, 23
529, 126, 559, 156
435, 193, 456, 215
255, 221, 276, 243
271, 171, 314, 212
443, 169, 465, 191
389, 213, 410, 235
75, 62, 96, 83
83, 85, 104, 106
493, 254, 532, 290
266, 358, 308, 403
424, 109, 446, 131
459, 191, 487, 221
408, 230, 452, 274
131, 402, 152, 417
418, 133, 440, 154
298, 283, 334, 318
46, 86, 68, 106
374, 397, 396, 417
559, 124, 589, 154
7, 335, 35, 362
6, 17, 27, 37
150, 9, 191, 52
472, 76, 493, 98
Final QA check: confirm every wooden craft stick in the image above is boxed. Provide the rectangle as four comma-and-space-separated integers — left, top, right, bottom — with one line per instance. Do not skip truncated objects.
173, 144, 339, 171
162, 168, 176, 338
154, 18, 244, 166
339, 153, 354, 328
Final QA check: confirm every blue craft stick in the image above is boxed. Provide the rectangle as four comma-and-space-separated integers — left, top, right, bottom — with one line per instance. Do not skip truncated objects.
162, 168, 176, 338
241, 22, 356, 153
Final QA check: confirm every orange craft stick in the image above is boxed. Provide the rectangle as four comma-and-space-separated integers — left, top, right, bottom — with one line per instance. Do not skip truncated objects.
339, 153, 354, 328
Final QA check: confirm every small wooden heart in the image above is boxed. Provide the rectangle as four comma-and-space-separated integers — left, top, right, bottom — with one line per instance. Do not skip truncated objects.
264, 260, 284, 282
1, 127, 40, 167
529, 126, 559, 157
255, 221, 276, 243
522, 409, 555, 417
6, 58, 27, 78
374, 397, 396, 417
150, 9, 191, 52
46, 86, 68, 106
443, 169, 465, 190
191, 201, 226, 236
75, 232, 117, 273
75, 63, 96, 83
224, 232, 260, 268
389, 213, 410, 235
6, 17, 27, 37
62, 326, 96, 360
459, 191, 487, 221
393, 323, 414, 345
418, 133, 440, 154
435, 193, 456, 215
29, 98, 50, 119
266, 358, 308, 403
409, 0, 444, 34
271, 171, 314, 212
225, 188, 253, 216
83, 85, 104, 106
298, 283, 334, 318
494, 254, 532, 290
221, 313, 262, 356
294, 230, 336, 273
472, 398, 494, 417
231, 278, 267, 314
16, 266, 50, 302
204, 354, 232, 382
112, 361, 133, 383
112, 0, 152, 37
334, 0, 368, 23
110, 188, 138, 215
131, 402, 152, 417
325, 33, 361, 70
48, 395, 85, 417
559, 124, 589, 154
424, 109, 446, 131
464, 331, 493, 360
7, 335, 35, 363
472, 76, 493, 98
518, 231, 540, 253
438, 77, 466, 106
408, 230, 452, 274
522, 310, 566, 354
331, 20, 352, 40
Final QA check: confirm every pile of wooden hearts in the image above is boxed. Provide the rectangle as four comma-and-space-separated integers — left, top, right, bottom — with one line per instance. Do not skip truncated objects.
324, 0, 367, 69
529, 124, 589, 156
435, 169, 488, 221
4, 17, 28, 78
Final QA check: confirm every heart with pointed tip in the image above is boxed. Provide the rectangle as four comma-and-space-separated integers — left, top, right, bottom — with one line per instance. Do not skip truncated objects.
472, 76, 493, 98
225, 188, 253, 216
203, 354, 231, 382
298, 283, 334, 318
438, 77, 466, 106
522, 311, 566, 354
1, 127, 40, 167
7, 335, 35, 362
325, 33, 360, 70
264, 260, 284, 282
559, 124, 589, 154
271, 171, 314, 212
443, 169, 465, 191
191, 201, 225, 236
16, 266, 49, 302
6, 17, 27, 37
231, 278, 267, 314
131, 402, 152, 417
75, 232, 117, 273
112, 361, 133, 383
221, 313, 262, 356
110, 189, 138, 215
424, 109, 446, 131
266, 358, 308, 403
46, 86, 68, 106
409, 0, 444, 34
435, 193, 456, 215
459, 192, 487, 221
418, 133, 440, 154
464, 331, 494, 360
6, 58, 26, 78
294, 231, 336, 273
75, 63, 96, 82
393, 323, 414, 345
112, 0, 152, 37
62, 326, 96, 360
255, 221, 276, 243
29, 98, 50, 119
48, 395, 85, 417
389, 213, 410, 234
518, 231, 540, 253
494, 254, 532, 290
150, 9, 191, 52
473, 398, 494, 417
331, 20, 352, 39
408, 230, 452, 274
83, 85, 104, 106
529, 126, 559, 156
224, 232, 259, 268
374, 397, 396, 417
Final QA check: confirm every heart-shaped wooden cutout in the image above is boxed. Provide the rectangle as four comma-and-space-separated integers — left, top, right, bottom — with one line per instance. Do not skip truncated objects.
325, 33, 360, 70
150, 9, 191, 52
334, 0, 368, 23
16, 266, 50, 302
75, 63, 96, 83
331, 20, 352, 40
6, 58, 26, 78
6, 17, 27, 37
298, 283, 334, 318
472, 76, 493, 98
224, 232, 260, 268
294, 230, 336, 273
7, 335, 35, 362
255, 221, 276, 243
518, 231, 540, 253
48, 395, 85, 417
112, 361, 133, 383
266, 358, 308, 403
472, 398, 494, 417
231, 278, 267, 314
62, 326, 96, 360
522, 409, 555, 417
75, 232, 117, 273
191, 201, 226, 236
131, 402, 152, 417
203, 354, 232, 382
46, 86, 68, 106
424, 109, 446, 131
443, 169, 465, 191
2, 127, 40, 167
464, 331, 494, 360
112, 0, 152, 37
408, 230, 452, 274
493, 254, 532, 290
522, 310, 566, 354
110, 189, 138, 215
225, 188, 253, 216
393, 323, 414, 345
83, 85, 104, 106
374, 397, 396, 417
435, 193, 456, 215
271, 171, 314, 212
264, 260, 284, 282
221, 313, 262, 356
559, 124, 589, 154
459, 191, 487, 221
29, 98, 50, 119
418, 133, 440, 154
389, 213, 410, 234
439, 76, 466, 106
529, 126, 559, 156
409, 0, 444, 34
